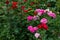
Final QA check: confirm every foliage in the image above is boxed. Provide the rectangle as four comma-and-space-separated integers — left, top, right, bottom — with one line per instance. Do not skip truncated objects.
0, 0, 60, 40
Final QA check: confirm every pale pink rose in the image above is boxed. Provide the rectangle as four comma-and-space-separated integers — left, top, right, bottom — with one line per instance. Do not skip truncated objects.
47, 11, 56, 18
27, 16, 33, 21
34, 27, 38, 31
34, 33, 40, 38
35, 9, 41, 12
33, 16, 39, 20
38, 12, 42, 16
35, 9, 46, 16
35, 9, 46, 14
40, 18, 48, 23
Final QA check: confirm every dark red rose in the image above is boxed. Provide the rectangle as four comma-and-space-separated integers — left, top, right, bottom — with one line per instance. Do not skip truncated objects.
23, 10, 28, 13
23, 0, 27, 2
21, 6, 25, 10
6, 0, 9, 4
12, 5, 17, 9
30, 2, 35, 6
34, 11, 37, 15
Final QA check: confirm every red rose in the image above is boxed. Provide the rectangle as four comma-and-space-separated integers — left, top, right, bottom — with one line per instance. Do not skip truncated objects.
12, 2, 18, 9
42, 23, 48, 30
37, 24, 42, 29
12, 2, 18, 6
37, 23, 48, 30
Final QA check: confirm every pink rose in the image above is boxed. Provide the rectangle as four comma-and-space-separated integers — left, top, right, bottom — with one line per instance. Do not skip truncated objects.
34, 27, 38, 31
29, 28, 35, 33
47, 11, 56, 18
28, 26, 38, 33
34, 33, 40, 38
40, 18, 48, 23
28, 26, 35, 33
27, 16, 33, 21
28, 26, 33, 30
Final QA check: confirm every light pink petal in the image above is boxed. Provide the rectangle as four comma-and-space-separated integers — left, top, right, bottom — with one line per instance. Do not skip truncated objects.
34, 33, 40, 38
28, 26, 36, 33
35, 9, 45, 14
47, 11, 56, 18
27, 16, 33, 21
40, 18, 48, 23
38, 12, 42, 16
33, 16, 38, 20
34, 27, 38, 31
28, 26, 33, 30
30, 28, 35, 33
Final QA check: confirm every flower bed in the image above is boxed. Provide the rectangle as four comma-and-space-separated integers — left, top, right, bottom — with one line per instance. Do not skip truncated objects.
0, 0, 60, 40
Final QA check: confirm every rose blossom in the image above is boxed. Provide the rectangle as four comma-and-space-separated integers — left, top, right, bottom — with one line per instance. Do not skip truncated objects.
47, 11, 56, 18
35, 9, 46, 16
34, 27, 38, 31
40, 18, 48, 24
28, 26, 38, 33
27, 16, 33, 21
34, 33, 40, 38
33, 16, 39, 20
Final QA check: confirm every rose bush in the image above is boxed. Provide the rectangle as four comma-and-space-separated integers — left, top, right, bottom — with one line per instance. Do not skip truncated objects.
0, 0, 60, 40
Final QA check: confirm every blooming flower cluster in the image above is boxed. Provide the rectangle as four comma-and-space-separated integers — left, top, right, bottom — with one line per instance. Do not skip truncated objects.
5, 0, 32, 12
27, 8, 56, 39
27, 15, 39, 21
34, 9, 56, 18
5, 0, 18, 9
28, 26, 38, 33
5, 0, 57, 40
